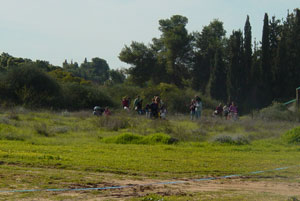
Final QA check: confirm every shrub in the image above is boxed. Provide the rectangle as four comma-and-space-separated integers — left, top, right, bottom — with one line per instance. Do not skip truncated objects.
0, 124, 28, 141
96, 116, 133, 131
141, 194, 165, 201
213, 134, 250, 145
141, 133, 177, 145
102, 133, 143, 144
282, 127, 300, 145
34, 123, 53, 137
5, 64, 62, 108
50, 126, 70, 134
61, 83, 115, 110
255, 102, 300, 121
102, 133, 177, 145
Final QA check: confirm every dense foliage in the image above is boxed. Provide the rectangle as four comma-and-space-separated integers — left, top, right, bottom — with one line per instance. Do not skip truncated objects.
120, 9, 300, 112
0, 8, 299, 113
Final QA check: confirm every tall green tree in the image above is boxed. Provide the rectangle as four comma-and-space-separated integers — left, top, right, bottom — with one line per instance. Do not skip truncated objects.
227, 30, 244, 105
244, 15, 252, 87
158, 15, 193, 87
261, 13, 273, 106
193, 19, 226, 93
119, 42, 156, 86
209, 48, 227, 102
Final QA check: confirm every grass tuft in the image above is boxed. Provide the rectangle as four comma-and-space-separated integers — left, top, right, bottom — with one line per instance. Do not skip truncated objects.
213, 134, 250, 145
282, 127, 300, 145
102, 133, 177, 145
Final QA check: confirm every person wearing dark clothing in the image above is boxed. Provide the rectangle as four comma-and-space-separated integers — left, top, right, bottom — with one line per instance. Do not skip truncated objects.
214, 103, 223, 117
122, 97, 129, 110
190, 99, 196, 120
150, 98, 159, 119
134, 96, 143, 115
145, 104, 150, 118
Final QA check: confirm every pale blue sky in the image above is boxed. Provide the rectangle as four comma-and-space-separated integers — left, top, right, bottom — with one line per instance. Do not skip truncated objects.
0, 0, 298, 69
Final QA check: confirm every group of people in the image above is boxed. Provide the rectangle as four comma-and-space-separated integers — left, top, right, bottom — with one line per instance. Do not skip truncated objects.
213, 102, 238, 120
189, 96, 203, 120
94, 95, 238, 121
122, 95, 167, 119
93, 106, 111, 116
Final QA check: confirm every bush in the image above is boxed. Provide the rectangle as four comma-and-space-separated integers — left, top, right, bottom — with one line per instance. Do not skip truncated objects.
34, 123, 53, 137
102, 133, 144, 144
96, 116, 133, 131
282, 127, 300, 145
255, 102, 300, 121
61, 83, 115, 110
0, 124, 28, 141
141, 133, 177, 145
102, 133, 177, 145
213, 134, 250, 145
5, 64, 62, 108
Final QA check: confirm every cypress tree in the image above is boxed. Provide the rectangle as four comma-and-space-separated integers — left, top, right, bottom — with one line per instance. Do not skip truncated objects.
244, 15, 252, 87
227, 30, 244, 106
210, 48, 227, 102
261, 13, 273, 106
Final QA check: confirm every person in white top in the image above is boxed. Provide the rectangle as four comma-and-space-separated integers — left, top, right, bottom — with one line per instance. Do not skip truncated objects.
195, 96, 202, 119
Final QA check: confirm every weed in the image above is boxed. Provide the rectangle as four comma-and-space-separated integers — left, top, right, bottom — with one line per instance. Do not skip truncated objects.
149, 119, 173, 134
50, 126, 70, 134
71, 110, 91, 119
0, 117, 10, 124
34, 123, 53, 137
103, 133, 143, 144
213, 134, 250, 145
7, 112, 19, 121
254, 102, 300, 122
287, 196, 300, 201
96, 115, 133, 131
102, 133, 177, 145
282, 127, 300, 144
141, 194, 166, 201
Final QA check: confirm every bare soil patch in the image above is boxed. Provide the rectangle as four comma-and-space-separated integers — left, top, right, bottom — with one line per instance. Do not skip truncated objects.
54, 176, 300, 200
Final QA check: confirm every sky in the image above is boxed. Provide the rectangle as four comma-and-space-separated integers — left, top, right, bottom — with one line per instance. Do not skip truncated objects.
0, 0, 298, 69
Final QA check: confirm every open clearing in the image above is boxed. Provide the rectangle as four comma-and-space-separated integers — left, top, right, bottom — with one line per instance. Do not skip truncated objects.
0, 109, 299, 200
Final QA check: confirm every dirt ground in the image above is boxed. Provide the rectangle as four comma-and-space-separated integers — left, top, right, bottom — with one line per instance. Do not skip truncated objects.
1, 174, 299, 201
50, 176, 300, 200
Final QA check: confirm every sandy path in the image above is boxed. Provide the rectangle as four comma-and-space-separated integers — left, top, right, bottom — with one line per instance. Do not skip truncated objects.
55, 176, 300, 200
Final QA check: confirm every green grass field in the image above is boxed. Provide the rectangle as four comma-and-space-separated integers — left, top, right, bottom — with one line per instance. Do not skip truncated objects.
0, 108, 299, 200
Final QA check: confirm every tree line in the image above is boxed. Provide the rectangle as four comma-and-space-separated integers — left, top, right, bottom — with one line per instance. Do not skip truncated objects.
0, 9, 299, 113
119, 9, 300, 112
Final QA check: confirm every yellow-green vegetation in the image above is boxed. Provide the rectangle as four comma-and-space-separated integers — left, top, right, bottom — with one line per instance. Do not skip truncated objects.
0, 108, 299, 200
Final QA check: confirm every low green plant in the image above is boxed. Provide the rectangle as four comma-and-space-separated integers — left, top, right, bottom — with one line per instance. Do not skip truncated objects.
141, 194, 166, 201
282, 127, 300, 144
34, 123, 53, 137
96, 116, 133, 131
213, 134, 250, 145
255, 102, 300, 122
102, 133, 177, 145
102, 133, 143, 144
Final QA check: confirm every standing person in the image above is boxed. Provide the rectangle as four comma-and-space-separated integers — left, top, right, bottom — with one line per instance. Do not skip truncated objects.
134, 95, 143, 115
223, 104, 230, 120
160, 104, 167, 119
195, 96, 202, 120
145, 104, 150, 118
104, 107, 111, 116
214, 103, 223, 117
122, 97, 129, 110
190, 99, 196, 120
150, 98, 159, 119
229, 102, 238, 120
